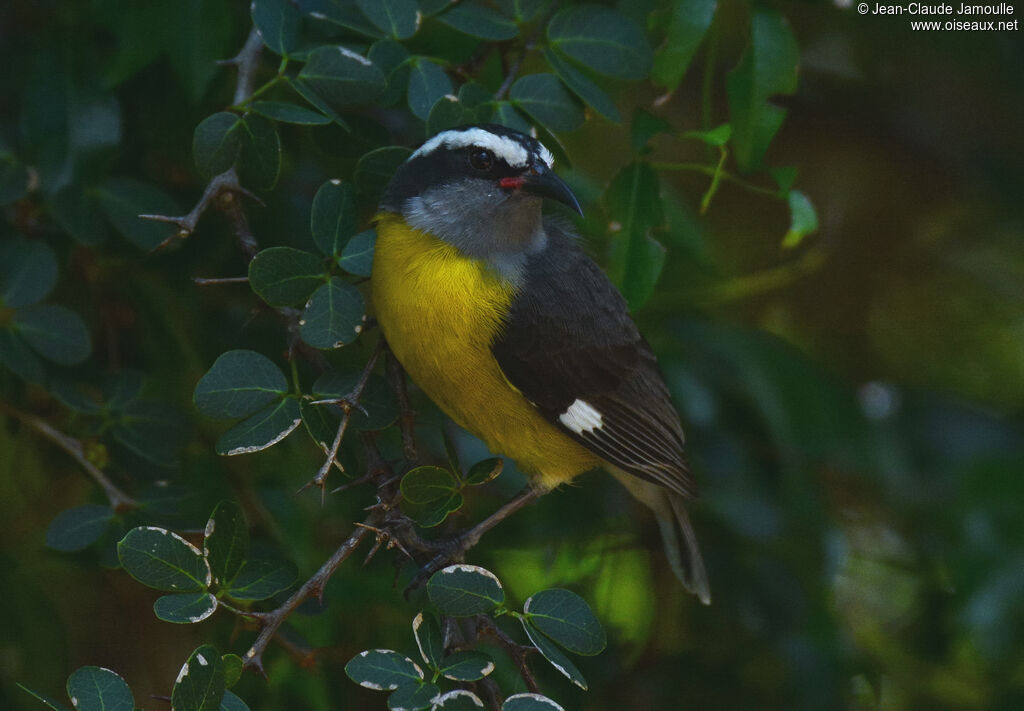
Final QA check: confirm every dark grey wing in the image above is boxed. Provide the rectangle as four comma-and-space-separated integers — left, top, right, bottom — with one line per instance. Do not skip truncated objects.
492, 222, 697, 500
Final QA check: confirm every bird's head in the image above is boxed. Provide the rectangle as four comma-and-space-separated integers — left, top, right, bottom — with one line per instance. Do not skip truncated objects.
380, 124, 581, 271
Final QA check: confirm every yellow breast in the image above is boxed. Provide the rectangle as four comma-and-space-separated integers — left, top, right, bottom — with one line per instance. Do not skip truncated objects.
371, 213, 600, 489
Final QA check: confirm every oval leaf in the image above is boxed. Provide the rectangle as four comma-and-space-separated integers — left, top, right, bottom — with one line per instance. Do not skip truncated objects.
311, 180, 358, 256
0, 239, 57, 308
96, 177, 179, 250
405, 492, 463, 528
388, 681, 439, 711
251, 100, 330, 125
66, 666, 134, 711
501, 694, 565, 711
464, 458, 503, 486
432, 689, 485, 710
45, 505, 113, 552
251, 0, 301, 56
204, 500, 249, 586
248, 247, 325, 307
542, 49, 621, 124
401, 466, 459, 504
14, 305, 91, 365
345, 649, 424, 691
523, 588, 606, 655
438, 651, 494, 681
407, 59, 453, 121
110, 400, 188, 467
237, 114, 281, 190
297, 46, 386, 113
194, 350, 288, 419
117, 526, 212, 592
412, 612, 444, 669
781, 189, 819, 250
519, 619, 587, 690
338, 228, 376, 276
154, 592, 218, 624
172, 645, 225, 711
220, 691, 250, 711
215, 397, 302, 455
226, 556, 298, 600
299, 277, 365, 349
652, 0, 716, 90
437, 3, 518, 40
427, 565, 504, 616
356, 0, 420, 40
192, 112, 243, 178
354, 146, 412, 199
547, 5, 653, 80
509, 74, 583, 133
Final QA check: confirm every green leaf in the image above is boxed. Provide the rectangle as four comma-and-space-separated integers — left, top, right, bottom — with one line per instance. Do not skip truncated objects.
172, 645, 226, 711
311, 180, 358, 256
605, 162, 666, 309
226, 556, 298, 600
523, 588, 606, 655
222, 654, 243, 688
0, 239, 57, 308
502, 693, 565, 711
547, 5, 652, 80
491, 102, 533, 134
302, 0, 386, 38
368, 39, 412, 107
726, 8, 799, 172
15, 683, 70, 711
204, 500, 249, 586
781, 189, 819, 249
300, 397, 337, 451
66, 666, 134, 711
165, 0, 233, 103
48, 186, 110, 245
0, 328, 45, 383
248, 247, 326, 307
45, 505, 114, 552
14, 305, 92, 365
652, 0, 716, 89
542, 50, 621, 124
288, 77, 352, 129
519, 619, 587, 690
103, 370, 144, 408
407, 59, 453, 121
251, 101, 331, 125
404, 492, 463, 528
683, 123, 732, 147
427, 565, 504, 616
438, 651, 494, 681
338, 228, 376, 276
110, 400, 188, 466
0, 151, 29, 205
432, 690, 485, 710
153, 592, 218, 624
357, 0, 420, 40
630, 108, 672, 152
194, 350, 289, 419
345, 649, 424, 690
401, 466, 459, 504
237, 114, 281, 190
215, 397, 303, 455
464, 458, 503, 486
388, 681, 439, 711
426, 96, 477, 137
192, 112, 244, 179
299, 277, 366, 349
354, 146, 412, 199
770, 165, 798, 192
118, 526, 211, 592
251, 0, 301, 56
509, 74, 584, 133
312, 370, 399, 430
95, 177, 180, 250
297, 46, 386, 114
220, 690, 251, 711
412, 612, 444, 669
437, 3, 518, 41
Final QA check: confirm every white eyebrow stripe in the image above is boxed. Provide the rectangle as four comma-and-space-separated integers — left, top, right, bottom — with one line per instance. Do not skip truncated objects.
411, 127, 553, 169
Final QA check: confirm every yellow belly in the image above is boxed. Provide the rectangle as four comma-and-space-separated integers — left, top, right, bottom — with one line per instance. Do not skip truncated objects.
371, 214, 601, 489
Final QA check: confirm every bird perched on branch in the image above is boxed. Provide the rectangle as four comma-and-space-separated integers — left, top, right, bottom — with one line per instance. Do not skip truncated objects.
372, 124, 710, 604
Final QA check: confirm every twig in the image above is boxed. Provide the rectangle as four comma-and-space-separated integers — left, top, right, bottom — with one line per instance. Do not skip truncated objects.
477, 616, 539, 694
494, 45, 530, 101
243, 516, 377, 674
192, 276, 249, 286
386, 349, 419, 462
225, 27, 265, 107
299, 339, 385, 496
2, 405, 137, 512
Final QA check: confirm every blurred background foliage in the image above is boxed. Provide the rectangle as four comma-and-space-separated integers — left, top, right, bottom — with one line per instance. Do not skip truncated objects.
2, 0, 1023, 709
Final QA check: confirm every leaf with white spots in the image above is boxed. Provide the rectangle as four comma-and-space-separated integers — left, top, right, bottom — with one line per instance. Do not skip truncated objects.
437, 651, 494, 681
225, 556, 298, 601
65, 666, 134, 711
153, 592, 218, 624
215, 397, 302, 456
523, 588, 605, 656
431, 689, 485, 710
172, 645, 225, 711
520, 619, 587, 690
387, 681, 439, 711
427, 565, 504, 616
345, 649, 424, 691
501, 694, 565, 711
296, 46, 386, 114
299, 277, 365, 350
193, 350, 289, 420
203, 500, 249, 587
117, 526, 212, 592
412, 612, 444, 669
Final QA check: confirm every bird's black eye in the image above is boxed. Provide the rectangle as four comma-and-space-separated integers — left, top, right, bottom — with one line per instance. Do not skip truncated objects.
469, 148, 494, 172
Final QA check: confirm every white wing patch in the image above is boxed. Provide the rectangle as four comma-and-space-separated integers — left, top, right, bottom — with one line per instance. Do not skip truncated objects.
558, 399, 603, 434
412, 127, 554, 168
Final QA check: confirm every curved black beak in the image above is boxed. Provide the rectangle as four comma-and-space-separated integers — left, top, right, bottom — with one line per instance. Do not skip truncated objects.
521, 166, 583, 217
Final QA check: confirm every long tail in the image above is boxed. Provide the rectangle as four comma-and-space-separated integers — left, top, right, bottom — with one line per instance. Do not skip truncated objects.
610, 471, 711, 604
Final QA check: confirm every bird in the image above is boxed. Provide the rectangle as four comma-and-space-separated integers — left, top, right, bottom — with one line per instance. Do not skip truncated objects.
371, 124, 710, 604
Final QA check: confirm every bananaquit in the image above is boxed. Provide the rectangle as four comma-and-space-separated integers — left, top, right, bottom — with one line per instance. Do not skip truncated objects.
372, 124, 710, 604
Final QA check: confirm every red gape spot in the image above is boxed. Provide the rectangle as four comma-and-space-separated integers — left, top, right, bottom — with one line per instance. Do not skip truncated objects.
498, 177, 525, 190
